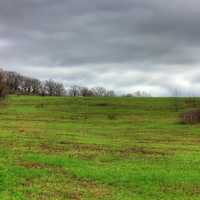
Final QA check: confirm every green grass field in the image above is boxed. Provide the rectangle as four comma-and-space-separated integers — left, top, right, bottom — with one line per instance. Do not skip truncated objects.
0, 95, 200, 200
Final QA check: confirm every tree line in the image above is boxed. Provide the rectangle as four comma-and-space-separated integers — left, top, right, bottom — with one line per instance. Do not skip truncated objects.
0, 69, 151, 98
0, 69, 65, 97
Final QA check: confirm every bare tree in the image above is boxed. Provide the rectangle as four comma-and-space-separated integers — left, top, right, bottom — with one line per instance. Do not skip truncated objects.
91, 87, 107, 97
54, 82, 66, 96
80, 87, 94, 97
106, 90, 116, 97
44, 79, 65, 96
0, 71, 7, 98
132, 91, 151, 97
124, 93, 133, 97
5, 71, 21, 93
31, 79, 42, 95
23, 77, 33, 94
173, 89, 181, 112
68, 85, 81, 96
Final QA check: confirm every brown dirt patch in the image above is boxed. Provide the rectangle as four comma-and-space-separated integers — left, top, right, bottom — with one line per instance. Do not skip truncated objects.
18, 161, 49, 169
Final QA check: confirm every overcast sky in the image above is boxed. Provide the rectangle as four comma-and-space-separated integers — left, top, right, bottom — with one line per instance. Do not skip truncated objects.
0, 0, 200, 96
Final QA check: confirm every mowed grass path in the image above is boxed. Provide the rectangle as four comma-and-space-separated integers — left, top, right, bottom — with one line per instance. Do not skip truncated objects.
1, 96, 200, 199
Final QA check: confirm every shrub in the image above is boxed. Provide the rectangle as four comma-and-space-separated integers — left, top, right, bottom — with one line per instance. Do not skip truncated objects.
181, 109, 200, 124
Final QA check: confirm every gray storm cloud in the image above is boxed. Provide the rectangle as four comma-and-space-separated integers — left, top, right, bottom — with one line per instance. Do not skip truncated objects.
0, 0, 200, 96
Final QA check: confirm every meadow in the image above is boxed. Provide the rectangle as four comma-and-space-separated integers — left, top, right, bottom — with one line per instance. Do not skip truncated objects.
0, 95, 200, 199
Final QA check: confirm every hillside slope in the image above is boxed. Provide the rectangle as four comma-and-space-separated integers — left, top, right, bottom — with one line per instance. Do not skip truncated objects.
0, 96, 200, 200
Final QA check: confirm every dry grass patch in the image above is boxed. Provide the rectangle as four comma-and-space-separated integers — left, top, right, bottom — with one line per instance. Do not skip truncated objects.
161, 183, 200, 196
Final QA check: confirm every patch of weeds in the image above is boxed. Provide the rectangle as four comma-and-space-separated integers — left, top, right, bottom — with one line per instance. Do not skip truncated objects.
35, 104, 45, 108
107, 113, 117, 120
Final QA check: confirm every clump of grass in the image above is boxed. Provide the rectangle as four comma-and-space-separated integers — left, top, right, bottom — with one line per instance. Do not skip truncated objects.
107, 113, 117, 120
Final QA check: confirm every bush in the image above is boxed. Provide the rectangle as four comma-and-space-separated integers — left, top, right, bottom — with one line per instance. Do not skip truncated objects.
181, 109, 200, 124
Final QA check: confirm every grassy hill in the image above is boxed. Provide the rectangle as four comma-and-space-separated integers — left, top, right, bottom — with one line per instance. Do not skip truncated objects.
0, 95, 200, 199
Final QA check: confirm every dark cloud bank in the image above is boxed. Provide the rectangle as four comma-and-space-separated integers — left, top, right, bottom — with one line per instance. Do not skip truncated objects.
0, 0, 200, 96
